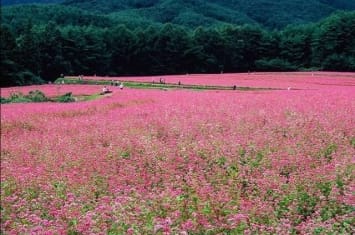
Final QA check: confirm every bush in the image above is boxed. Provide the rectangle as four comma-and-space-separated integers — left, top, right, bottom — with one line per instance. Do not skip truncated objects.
57, 92, 75, 103
2, 90, 49, 104
9, 92, 24, 100
7, 92, 32, 103
25, 90, 48, 102
10, 96, 33, 103
2, 90, 78, 104
0, 97, 10, 104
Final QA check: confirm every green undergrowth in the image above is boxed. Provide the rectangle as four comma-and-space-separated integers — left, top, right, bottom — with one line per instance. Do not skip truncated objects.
55, 92, 76, 103
0, 90, 101, 104
76, 93, 103, 101
1, 90, 49, 104
57, 77, 282, 91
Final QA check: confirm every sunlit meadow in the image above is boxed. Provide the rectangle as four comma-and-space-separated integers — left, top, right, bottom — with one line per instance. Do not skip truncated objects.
1, 73, 355, 234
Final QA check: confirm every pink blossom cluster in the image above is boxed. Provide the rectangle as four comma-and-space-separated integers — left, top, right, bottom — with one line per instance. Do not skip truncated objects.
1, 74, 355, 234
79, 72, 355, 89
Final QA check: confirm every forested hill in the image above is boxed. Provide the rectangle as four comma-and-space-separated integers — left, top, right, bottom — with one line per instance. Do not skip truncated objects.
1, 0, 62, 5
2, 0, 355, 29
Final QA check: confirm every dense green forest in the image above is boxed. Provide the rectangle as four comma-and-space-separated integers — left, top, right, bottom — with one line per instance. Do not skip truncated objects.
4, 0, 355, 28
2, 0, 62, 5
61, 0, 355, 29
1, 1, 355, 87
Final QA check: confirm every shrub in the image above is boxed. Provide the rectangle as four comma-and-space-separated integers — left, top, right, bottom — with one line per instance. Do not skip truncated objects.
2, 90, 49, 103
25, 90, 49, 102
8, 92, 32, 103
0, 97, 10, 104
57, 92, 75, 103
10, 96, 33, 103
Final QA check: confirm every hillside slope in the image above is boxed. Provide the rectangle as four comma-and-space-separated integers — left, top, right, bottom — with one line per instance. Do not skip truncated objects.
61, 0, 355, 28
3, 0, 355, 29
1, 0, 62, 5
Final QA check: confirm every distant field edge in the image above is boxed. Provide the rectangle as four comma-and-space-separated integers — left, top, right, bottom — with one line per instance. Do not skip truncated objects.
57, 77, 287, 91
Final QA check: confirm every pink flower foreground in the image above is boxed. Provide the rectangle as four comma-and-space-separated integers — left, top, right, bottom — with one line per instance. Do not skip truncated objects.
1, 74, 355, 234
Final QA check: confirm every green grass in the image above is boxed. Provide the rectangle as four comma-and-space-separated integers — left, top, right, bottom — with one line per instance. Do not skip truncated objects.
76, 93, 103, 101
56, 77, 282, 91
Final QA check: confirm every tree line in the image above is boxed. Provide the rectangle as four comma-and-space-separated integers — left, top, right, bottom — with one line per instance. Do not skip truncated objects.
1, 11, 354, 87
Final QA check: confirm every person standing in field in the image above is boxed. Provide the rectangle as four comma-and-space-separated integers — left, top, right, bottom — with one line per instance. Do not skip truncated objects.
119, 83, 124, 90
102, 86, 107, 93
102, 86, 111, 94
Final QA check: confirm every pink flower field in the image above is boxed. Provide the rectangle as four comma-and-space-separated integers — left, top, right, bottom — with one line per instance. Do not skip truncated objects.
79, 72, 355, 90
1, 73, 355, 234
